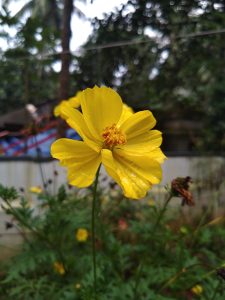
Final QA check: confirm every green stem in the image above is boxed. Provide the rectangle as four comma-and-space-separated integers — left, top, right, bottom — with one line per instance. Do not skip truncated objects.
153, 192, 173, 230
189, 205, 210, 248
34, 134, 48, 195
92, 167, 101, 300
133, 192, 173, 299
133, 261, 144, 300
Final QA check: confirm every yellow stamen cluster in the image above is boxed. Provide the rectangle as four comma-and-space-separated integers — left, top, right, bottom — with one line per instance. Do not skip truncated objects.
102, 124, 126, 149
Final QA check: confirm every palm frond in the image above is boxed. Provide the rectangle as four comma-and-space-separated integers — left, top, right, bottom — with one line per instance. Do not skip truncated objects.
73, 6, 86, 20
13, 1, 33, 19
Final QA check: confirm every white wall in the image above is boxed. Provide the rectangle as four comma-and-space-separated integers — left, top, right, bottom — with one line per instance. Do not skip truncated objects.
0, 156, 224, 190
0, 156, 224, 259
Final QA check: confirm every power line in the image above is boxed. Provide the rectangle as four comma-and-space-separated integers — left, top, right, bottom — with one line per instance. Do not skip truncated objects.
177, 28, 225, 39
1, 28, 225, 62
85, 28, 225, 50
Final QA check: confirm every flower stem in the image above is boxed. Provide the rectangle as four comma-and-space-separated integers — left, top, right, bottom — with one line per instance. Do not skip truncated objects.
133, 192, 173, 299
153, 192, 173, 230
92, 166, 101, 300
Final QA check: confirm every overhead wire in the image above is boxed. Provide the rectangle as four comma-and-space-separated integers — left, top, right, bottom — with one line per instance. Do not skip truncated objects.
1, 27, 225, 62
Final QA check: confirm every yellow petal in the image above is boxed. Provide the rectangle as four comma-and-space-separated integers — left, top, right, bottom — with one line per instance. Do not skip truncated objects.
51, 138, 96, 160
101, 149, 122, 187
54, 105, 61, 117
80, 86, 123, 139
68, 93, 81, 108
67, 155, 101, 187
115, 149, 162, 185
117, 104, 134, 127
146, 148, 167, 163
119, 146, 166, 164
122, 130, 163, 153
102, 149, 162, 199
54, 100, 67, 118
54, 92, 81, 118
120, 111, 156, 139
51, 139, 101, 187
60, 103, 101, 152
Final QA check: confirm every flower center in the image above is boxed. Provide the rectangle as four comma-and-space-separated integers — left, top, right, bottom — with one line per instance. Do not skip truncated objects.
102, 124, 126, 149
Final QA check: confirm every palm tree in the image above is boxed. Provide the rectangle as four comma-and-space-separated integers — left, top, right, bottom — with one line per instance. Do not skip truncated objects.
3, 0, 87, 101
59, 0, 73, 100
4, 0, 62, 32
59, 0, 86, 100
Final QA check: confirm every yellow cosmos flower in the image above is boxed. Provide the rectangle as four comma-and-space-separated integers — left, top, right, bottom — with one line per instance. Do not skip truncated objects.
76, 228, 89, 242
191, 284, 203, 295
68, 93, 81, 108
51, 86, 166, 199
29, 186, 42, 194
118, 103, 134, 125
54, 91, 132, 123
54, 100, 66, 117
53, 261, 65, 275
54, 92, 81, 119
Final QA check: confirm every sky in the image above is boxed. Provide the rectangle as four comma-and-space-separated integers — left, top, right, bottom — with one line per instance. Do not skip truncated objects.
1, 0, 128, 51
71, 0, 128, 51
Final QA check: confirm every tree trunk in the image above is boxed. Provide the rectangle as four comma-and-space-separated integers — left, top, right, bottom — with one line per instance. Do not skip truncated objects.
58, 0, 73, 137
59, 0, 73, 101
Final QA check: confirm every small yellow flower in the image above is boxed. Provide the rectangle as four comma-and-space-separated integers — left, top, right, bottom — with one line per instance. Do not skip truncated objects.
54, 92, 81, 119
148, 199, 155, 207
76, 228, 88, 242
75, 283, 81, 289
123, 103, 133, 113
68, 92, 81, 108
117, 103, 134, 125
51, 86, 166, 199
53, 261, 65, 275
29, 186, 42, 194
180, 226, 188, 235
191, 284, 203, 295
54, 100, 67, 117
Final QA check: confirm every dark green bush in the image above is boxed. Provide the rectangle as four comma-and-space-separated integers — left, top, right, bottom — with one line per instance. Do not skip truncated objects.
0, 183, 225, 299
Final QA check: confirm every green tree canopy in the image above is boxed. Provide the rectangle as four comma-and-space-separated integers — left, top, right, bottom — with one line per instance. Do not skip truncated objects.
74, 0, 225, 151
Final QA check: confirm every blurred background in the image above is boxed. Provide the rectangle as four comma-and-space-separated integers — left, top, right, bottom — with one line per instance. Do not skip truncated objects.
0, 0, 224, 200
1, 0, 225, 150
1, 3, 225, 295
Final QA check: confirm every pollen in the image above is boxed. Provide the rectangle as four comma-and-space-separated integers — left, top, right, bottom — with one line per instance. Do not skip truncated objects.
102, 124, 126, 149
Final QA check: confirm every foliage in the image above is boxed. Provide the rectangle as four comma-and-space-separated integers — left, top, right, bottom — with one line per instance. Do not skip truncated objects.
1, 182, 225, 299
74, 0, 225, 151
0, 49, 58, 113
1, 0, 225, 150
0, 9, 59, 113
0, 0, 88, 113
